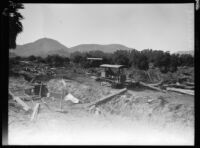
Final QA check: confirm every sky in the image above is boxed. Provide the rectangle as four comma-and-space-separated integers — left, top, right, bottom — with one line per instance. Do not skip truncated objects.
16, 4, 194, 52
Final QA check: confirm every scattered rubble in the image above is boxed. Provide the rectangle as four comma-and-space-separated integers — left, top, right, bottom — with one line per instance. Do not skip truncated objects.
99, 92, 194, 127
8, 61, 194, 144
46, 78, 111, 103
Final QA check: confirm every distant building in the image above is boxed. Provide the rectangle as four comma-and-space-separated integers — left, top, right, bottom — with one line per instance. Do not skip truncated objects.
20, 61, 31, 64
87, 58, 103, 61
87, 57, 103, 67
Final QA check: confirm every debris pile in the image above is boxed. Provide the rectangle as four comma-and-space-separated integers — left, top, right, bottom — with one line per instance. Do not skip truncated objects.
99, 93, 194, 127
8, 60, 194, 138
9, 77, 34, 98
47, 79, 111, 103
10, 61, 56, 83
127, 66, 194, 96
46, 79, 68, 94
128, 68, 161, 83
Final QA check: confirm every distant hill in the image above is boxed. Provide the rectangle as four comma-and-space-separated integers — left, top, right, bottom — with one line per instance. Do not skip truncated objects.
15, 37, 193, 58
13, 38, 70, 57
12, 38, 132, 57
69, 44, 131, 53
175, 50, 194, 56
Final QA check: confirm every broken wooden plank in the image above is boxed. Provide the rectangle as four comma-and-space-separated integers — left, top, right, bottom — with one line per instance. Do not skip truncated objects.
13, 96, 31, 111
148, 80, 163, 87
139, 81, 167, 93
9, 90, 31, 111
87, 88, 127, 107
184, 82, 194, 86
30, 103, 40, 121
166, 87, 194, 96
163, 83, 194, 90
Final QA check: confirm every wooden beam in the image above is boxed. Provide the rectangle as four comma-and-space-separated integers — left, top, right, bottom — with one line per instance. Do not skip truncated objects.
139, 81, 167, 93
9, 90, 31, 111
163, 83, 194, 90
148, 80, 163, 87
184, 82, 194, 86
87, 88, 127, 107
13, 96, 31, 111
166, 87, 194, 96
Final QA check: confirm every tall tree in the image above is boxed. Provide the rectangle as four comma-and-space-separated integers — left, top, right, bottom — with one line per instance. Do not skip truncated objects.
113, 50, 130, 66
3, 0, 24, 49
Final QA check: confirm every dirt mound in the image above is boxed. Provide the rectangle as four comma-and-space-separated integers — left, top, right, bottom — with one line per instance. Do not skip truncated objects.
47, 79, 111, 103
47, 79, 67, 94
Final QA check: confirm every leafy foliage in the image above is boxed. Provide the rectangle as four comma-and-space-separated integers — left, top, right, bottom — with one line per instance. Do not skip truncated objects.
11, 48, 193, 73
44, 55, 69, 67
69, 49, 194, 73
3, 0, 24, 49
112, 50, 130, 66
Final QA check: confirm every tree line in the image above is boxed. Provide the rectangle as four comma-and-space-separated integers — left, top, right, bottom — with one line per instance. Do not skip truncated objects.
10, 49, 194, 73
70, 49, 194, 73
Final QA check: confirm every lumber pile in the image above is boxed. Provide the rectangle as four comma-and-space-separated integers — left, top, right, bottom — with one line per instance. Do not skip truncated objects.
138, 79, 194, 96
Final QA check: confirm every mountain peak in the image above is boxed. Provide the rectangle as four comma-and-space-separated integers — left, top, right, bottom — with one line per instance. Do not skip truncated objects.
13, 38, 69, 57
69, 43, 130, 53
12, 38, 133, 57
35, 37, 57, 42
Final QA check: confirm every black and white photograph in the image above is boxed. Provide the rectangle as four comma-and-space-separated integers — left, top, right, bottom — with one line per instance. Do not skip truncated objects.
5, 1, 196, 145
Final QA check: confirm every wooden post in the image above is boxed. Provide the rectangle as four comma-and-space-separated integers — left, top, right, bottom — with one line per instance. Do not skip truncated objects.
59, 88, 64, 110
30, 103, 40, 121
146, 71, 153, 82
39, 82, 43, 98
